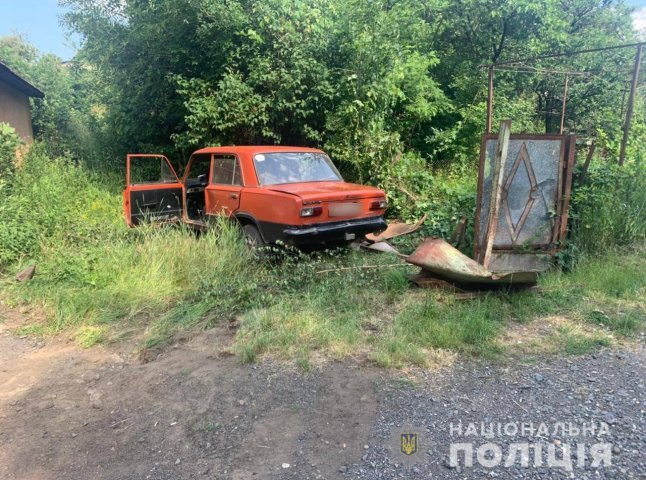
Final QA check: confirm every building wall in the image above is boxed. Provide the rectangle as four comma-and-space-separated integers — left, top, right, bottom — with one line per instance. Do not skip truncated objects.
0, 80, 34, 142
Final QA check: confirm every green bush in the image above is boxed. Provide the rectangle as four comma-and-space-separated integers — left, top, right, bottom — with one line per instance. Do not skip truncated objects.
570, 160, 646, 256
0, 144, 124, 266
0, 123, 21, 183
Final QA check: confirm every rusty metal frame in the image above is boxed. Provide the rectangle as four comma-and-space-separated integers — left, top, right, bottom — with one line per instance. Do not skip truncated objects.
474, 134, 571, 258
483, 42, 644, 166
557, 135, 577, 243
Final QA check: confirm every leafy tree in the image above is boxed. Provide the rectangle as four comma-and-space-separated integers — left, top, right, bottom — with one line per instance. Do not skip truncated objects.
428, 0, 639, 162
59, 0, 643, 218
0, 35, 97, 157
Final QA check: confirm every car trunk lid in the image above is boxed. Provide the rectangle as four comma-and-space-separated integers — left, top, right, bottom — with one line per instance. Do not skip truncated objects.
265, 181, 383, 201
265, 181, 386, 221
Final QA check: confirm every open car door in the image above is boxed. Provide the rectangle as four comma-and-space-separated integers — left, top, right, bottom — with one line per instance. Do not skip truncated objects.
123, 154, 185, 227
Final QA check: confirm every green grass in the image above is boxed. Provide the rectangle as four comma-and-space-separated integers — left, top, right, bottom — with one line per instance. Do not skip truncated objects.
1, 148, 644, 366
193, 421, 221, 433
569, 162, 646, 257
371, 295, 503, 367
232, 251, 417, 363
230, 244, 644, 367
74, 325, 108, 348
534, 249, 645, 334
3, 216, 645, 366
562, 331, 611, 355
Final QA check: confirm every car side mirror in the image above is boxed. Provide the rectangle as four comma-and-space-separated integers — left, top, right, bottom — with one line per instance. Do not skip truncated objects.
197, 173, 207, 186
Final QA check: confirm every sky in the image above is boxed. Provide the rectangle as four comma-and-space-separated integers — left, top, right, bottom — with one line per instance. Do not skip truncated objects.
0, 0, 645, 61
1, 0, 78, 59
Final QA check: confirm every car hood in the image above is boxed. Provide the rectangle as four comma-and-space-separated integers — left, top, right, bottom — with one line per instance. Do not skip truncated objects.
265, 181, 384, 201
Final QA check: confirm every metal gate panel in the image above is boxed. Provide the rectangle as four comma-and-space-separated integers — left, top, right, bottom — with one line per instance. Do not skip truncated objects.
475, 135, 567, 253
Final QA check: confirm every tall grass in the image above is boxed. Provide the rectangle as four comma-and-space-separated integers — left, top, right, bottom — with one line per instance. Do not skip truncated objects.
6, 221, 261, 342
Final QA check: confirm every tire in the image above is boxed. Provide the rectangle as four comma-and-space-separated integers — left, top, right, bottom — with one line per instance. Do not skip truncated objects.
242, 223, 264, 248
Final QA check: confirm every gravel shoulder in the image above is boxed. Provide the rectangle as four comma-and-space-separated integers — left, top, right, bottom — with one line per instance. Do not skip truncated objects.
0, 313, 644, 480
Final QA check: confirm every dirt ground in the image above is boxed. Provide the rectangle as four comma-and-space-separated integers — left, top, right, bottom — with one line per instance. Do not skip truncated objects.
1, 308, 645, 480
0, 311, 382, 480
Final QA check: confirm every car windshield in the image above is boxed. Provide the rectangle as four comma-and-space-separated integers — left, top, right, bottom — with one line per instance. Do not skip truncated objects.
253, 152, 342, 186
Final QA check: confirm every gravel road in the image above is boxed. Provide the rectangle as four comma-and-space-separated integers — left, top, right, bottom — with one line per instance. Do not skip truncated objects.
354, 346, 645, 479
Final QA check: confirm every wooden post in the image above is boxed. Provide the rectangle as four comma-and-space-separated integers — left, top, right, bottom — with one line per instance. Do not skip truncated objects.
559, 75, 569, 134
478, 119, 511, 268
619, 44, 643, 166
486, 67, 494, 134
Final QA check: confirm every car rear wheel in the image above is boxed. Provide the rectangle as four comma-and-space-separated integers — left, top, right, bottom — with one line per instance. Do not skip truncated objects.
242, 223, 264, 248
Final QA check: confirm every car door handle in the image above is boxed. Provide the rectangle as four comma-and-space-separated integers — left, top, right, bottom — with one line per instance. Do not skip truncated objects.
229, 193, 239, 199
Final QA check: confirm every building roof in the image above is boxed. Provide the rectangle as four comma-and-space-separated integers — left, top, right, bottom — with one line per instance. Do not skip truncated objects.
0, 62, 44, 98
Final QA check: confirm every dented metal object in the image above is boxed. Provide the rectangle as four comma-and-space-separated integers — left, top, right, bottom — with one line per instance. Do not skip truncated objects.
407, 238, 539, 285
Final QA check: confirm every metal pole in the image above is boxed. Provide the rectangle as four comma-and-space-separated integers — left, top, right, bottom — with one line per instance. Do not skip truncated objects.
619, 44, 643, 166
560, 75, 569, 134
579, 140, 596, 184
620, 81, 628, 117
486, 67, 494, 134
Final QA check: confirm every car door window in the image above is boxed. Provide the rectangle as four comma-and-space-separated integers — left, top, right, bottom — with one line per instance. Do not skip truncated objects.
213, 155, 242, 186
186, 154, 211, 186
129, 155, 178, 184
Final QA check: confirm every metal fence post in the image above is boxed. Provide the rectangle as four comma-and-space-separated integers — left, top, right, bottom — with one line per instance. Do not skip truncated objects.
619, 44, 643, 166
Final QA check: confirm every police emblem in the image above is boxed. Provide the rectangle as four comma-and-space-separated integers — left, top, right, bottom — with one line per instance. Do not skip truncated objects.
400, 433, 418, 456
389, 423, 426, 469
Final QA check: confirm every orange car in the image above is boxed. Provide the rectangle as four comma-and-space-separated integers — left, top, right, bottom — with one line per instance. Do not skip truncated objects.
123, 146, 387, 245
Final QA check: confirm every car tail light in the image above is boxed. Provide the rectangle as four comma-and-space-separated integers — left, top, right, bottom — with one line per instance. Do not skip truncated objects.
300, 206, 323, 217
370, 199, 388, 210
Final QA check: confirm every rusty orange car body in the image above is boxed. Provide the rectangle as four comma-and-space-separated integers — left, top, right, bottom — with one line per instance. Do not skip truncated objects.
123, 146, 387, 245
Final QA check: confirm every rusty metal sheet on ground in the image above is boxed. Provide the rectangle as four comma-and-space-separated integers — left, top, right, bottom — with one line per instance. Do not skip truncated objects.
476, 135, 566, 251
407, 238, 538, 285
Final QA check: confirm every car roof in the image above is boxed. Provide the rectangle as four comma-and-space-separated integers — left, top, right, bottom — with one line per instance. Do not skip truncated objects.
193, 145, 324, 155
